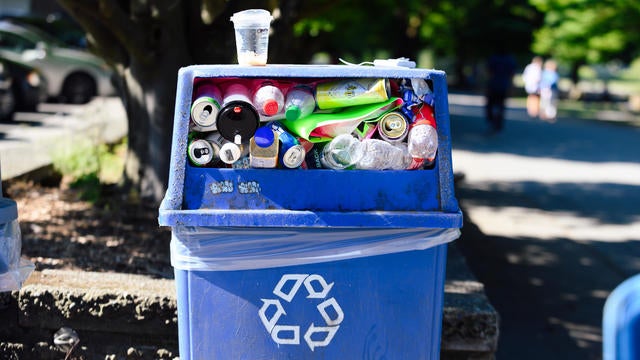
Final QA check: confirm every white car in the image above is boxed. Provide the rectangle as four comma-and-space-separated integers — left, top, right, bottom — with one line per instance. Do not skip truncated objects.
0, 20, 115, 104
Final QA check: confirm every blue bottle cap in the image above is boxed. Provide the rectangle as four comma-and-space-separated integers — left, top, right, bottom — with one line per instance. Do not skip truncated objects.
254, 127, 275, 147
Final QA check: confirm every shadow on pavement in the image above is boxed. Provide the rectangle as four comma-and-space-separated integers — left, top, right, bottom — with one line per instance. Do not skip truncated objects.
449, 110, 640, 164
456, 198, 630, 360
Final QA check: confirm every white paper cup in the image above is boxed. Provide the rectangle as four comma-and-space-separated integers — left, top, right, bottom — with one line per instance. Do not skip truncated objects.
230, 9, 273, 66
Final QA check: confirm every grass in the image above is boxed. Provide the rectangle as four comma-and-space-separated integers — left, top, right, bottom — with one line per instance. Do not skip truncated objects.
51, 137, 126, 202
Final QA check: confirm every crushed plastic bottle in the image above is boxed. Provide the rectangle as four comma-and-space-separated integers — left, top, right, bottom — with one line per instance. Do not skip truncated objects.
356, 139, 411, 170
320, 134, 364, 169
407, 120, 438, 163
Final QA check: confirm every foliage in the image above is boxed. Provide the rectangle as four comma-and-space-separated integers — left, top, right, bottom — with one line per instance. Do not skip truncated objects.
530, 0, 640, 65
291, 0, 539, 65
51, 138, 126, 202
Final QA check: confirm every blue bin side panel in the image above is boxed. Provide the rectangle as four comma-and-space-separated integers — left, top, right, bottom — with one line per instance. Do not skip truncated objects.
174, 245, 447, 360
183, 166, 440, 212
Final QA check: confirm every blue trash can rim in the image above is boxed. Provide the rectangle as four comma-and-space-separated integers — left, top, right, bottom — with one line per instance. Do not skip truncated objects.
603, 273, 640, 360
159, 64, 462, 229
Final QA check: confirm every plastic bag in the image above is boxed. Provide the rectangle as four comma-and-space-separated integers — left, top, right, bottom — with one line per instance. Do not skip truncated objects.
0, 218, 34, 291
171, 226, 460, 271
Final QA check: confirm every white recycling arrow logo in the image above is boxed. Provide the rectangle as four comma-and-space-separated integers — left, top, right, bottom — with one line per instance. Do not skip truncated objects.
258, 273, 344, 351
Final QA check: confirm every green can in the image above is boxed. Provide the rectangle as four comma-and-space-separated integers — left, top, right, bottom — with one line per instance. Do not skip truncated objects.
315, 78, 389, 109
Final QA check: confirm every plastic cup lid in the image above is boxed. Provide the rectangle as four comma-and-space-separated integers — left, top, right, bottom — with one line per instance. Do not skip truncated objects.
0, 198, 18, 223
285, 105, 301, 121
216, 101, 259, 143
230, 9, 273, 27
254, 127, 275, 147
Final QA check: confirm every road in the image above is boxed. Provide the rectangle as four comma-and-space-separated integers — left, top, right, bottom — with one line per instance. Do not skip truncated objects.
449, 94, 640, 359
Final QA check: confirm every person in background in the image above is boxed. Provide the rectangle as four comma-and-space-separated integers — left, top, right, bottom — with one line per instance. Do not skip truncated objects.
485, 46, 517, 134
522, 56, 543, 118
539, 59, 560, 122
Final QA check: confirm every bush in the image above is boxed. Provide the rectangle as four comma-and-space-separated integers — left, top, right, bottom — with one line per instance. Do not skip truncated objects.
51, 137, 126, 202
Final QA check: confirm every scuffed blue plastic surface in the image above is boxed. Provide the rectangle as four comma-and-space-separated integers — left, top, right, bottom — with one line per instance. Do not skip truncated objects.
158, 64, 462, 228
175, 244, 448, 360
603, 273, 640, 360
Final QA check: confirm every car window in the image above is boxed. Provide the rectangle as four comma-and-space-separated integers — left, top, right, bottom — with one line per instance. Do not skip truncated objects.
0, 31, 36, 52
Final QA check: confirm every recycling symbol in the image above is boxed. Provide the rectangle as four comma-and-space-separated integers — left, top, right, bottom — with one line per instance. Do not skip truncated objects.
259, 274, 344, 351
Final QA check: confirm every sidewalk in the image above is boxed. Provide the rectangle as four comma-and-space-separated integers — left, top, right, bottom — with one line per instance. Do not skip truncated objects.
0, 97, 127, 180
448, 93, 640, 359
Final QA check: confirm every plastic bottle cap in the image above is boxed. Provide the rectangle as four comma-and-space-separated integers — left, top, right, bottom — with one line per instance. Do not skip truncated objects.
262, 99, 279, 116
254, 127, 274, 147
285, 105, 301, 121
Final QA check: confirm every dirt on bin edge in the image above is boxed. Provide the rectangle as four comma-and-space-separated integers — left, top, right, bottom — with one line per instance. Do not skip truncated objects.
3, 178, 174, 279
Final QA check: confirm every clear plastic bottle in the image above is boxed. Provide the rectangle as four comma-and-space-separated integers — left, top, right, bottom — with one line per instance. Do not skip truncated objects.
407, 119, 438, 163
284, 86, 316, 121
253, 81, 285, 116
356, 139, 411, 170
320, 134, 363, 169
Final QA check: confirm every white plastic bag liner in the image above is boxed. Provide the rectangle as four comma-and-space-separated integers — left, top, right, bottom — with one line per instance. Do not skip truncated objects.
171, 226, 460, 271
0, 218, 35, 291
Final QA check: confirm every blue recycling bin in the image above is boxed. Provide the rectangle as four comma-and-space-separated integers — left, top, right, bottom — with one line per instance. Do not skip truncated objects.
158, 64, 463, 360
603, 273, 640, 360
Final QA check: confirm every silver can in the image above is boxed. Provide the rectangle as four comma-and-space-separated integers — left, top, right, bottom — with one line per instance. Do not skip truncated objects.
377, 111, 409, 143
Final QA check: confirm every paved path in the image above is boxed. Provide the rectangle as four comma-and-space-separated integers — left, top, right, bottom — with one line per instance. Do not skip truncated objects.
449, 93, 640, 360
0, 97, 126, 180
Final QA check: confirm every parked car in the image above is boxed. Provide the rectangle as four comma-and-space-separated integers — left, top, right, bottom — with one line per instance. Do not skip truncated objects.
0, 20, 115, 104
0, 14, 87, 49
0, 61, 14, 120
0, 58, 48, 121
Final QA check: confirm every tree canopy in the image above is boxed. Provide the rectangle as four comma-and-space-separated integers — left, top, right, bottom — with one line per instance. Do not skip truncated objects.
531, 0, 640, 67
56, 0, 636, 203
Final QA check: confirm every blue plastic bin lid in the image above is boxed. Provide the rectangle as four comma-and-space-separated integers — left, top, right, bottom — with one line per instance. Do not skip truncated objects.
603, 273, 640, 360
0, 198, 18, 223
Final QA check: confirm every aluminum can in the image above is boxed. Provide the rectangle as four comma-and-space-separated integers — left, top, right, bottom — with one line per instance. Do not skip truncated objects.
191, 82, 222, 131
377, 111, 409, 143
270, 122, 306, 168
187, 138, 220, 167
219, 142, 249, 165
315, 78, 389, 109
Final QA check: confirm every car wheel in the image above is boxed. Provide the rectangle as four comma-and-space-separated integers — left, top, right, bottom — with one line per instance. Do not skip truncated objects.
62, 73, 97, 104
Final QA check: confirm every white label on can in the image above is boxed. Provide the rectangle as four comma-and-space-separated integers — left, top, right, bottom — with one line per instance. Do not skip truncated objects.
258, 274, 344, 351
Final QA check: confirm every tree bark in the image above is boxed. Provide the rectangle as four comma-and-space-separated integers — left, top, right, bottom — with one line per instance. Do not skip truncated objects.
58, 0, 192, 204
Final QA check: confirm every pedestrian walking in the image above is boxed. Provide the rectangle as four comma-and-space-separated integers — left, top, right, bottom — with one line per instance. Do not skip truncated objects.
539, 59, 559, 122
485, 47, 516, 134
522, 56, 543, 118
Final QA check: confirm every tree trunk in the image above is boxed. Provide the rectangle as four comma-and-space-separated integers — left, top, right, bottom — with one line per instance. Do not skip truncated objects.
57, 0, 192, 205
56, 0, 292, 205
119, 57, 188, 203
